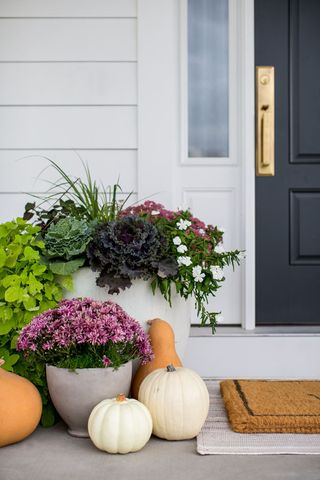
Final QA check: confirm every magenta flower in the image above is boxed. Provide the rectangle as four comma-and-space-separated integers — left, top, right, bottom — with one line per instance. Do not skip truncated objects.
121, 200, 212, 238
17, 298, 154, 369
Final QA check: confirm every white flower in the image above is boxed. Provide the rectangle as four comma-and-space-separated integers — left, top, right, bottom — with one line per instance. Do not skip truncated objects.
238, 251, 246, 260
176, 219, 192, 231
217, 225, 225, 233
210, 266, 224, 281
173, 236, 182, 246
177, 244, 187, 253
192, 265, 205, 283
198, 228, 205, 235
215, 244, 225, 254
177, 256, 192, 267
216, 314, 224, 324
151, 210, 160, 215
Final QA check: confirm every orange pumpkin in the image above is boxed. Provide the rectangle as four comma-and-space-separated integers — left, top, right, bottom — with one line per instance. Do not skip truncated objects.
0, 359, 42, 447
131, 319, 182, 399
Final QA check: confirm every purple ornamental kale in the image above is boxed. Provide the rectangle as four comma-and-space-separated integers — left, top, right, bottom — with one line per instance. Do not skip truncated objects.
87, 216, 177, 294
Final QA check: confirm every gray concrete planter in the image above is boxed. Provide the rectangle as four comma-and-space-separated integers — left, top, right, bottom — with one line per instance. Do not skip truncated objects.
46, 362, 132, 437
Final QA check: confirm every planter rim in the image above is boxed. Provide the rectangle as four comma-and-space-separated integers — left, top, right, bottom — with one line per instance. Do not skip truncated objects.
46, 361, 131, 371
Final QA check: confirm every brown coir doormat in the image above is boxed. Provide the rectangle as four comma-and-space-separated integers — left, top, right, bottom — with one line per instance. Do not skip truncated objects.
220, 380, 320, 433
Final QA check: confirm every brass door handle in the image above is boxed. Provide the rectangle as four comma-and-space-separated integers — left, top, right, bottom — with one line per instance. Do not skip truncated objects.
261, 105, 271, 166
256, 67, 275, 176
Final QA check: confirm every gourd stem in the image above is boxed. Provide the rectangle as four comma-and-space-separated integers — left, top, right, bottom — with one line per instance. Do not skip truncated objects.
116, 393, 126, 402
0, 358, 5, 367
166, 364, 176, 372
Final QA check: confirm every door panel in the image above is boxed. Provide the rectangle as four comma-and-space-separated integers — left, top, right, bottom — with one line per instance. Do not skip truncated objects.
255, 0, 320, 325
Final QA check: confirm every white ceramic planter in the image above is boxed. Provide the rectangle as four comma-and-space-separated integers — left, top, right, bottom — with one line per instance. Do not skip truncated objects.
64, 267, 190, 359
46, 362, 132, 437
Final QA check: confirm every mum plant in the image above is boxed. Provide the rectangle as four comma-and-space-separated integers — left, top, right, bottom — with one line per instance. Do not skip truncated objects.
17, 298, 153, 369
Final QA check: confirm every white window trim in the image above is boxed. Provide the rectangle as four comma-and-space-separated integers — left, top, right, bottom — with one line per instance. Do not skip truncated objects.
240, 0, 255, 329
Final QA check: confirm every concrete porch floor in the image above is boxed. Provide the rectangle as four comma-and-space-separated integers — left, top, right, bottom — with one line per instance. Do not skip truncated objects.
1, 423, 320, 480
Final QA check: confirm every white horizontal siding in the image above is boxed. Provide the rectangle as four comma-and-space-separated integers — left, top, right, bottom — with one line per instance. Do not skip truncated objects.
0, 19, 137, 61
0, 0, 137, 17
0, 63, 137, 105
0, 107, 137, 149
0, 151, 137, 193
0, 1, 138, 222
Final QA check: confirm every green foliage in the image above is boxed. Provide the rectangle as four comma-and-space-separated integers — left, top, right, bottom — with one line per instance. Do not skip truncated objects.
23, 198, 84, 233
27, 159, 132, 224
148, 212, 243, 332
45, 217, 92, 259
0, 218, 67, 426
44, 216, 93, 275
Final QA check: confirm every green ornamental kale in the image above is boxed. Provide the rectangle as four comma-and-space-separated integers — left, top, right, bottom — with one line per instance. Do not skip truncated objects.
44, 217, 93, 275
87, 216, 178, 294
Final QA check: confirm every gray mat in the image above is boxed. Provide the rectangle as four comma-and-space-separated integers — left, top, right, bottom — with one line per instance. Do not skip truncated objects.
197, 381, 320, 455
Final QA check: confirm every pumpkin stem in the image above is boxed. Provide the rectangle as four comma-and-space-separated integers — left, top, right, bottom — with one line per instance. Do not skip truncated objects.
0, 358, 5, 367
116, 393, 126, 402
166, 364, 176, 372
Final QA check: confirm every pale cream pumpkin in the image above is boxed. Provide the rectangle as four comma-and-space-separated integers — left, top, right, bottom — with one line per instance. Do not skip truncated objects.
88, 394, 152, 454
138, 365, 209, 440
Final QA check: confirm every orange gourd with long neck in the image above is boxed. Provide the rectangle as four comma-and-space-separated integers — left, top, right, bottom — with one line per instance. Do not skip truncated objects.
131, 319, 182, 399
0, 359, 42, 447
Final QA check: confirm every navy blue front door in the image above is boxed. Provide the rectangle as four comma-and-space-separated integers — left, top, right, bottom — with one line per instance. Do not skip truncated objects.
255, 0, 320, 325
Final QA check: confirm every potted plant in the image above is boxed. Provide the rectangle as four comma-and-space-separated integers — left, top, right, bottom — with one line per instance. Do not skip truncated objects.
22, 161, 242, 353
16, 297, 153, 437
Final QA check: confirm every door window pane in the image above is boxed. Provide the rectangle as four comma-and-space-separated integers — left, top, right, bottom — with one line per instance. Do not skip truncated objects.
188, 0, 229, 157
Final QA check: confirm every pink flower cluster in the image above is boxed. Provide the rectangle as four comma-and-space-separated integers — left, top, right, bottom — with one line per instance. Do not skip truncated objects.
121, 200, 210, 238
17, 298, 153, 365
121, 200, 178, 221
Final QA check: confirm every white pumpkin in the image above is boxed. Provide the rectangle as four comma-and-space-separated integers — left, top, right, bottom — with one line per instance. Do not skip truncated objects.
88, 394, 152, 454
138, 364, 209, 440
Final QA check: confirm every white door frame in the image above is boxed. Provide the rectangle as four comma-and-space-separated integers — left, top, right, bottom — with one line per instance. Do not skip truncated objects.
137, 0, 255, 329
240, 0, 255, 329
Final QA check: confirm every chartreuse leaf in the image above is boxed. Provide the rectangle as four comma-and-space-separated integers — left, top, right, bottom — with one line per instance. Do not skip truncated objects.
0, 247, 6, 268
10, 334, 19, 349
2, 274, 21, 288
32, 263, 47, 276
0, 217, 64, 426
5, 255, 18, 268
24, 246, 40, 261
5, 286, 23, 303
44, 283, 62, 302
28, 273, 43, 295
0, 305, 13, 322
23, 295, 39, 312
0, 317, 15, 335
56, 274, 74, 292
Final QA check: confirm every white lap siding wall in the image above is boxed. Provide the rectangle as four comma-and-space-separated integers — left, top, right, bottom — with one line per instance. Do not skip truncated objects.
0, 0, 138, 220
